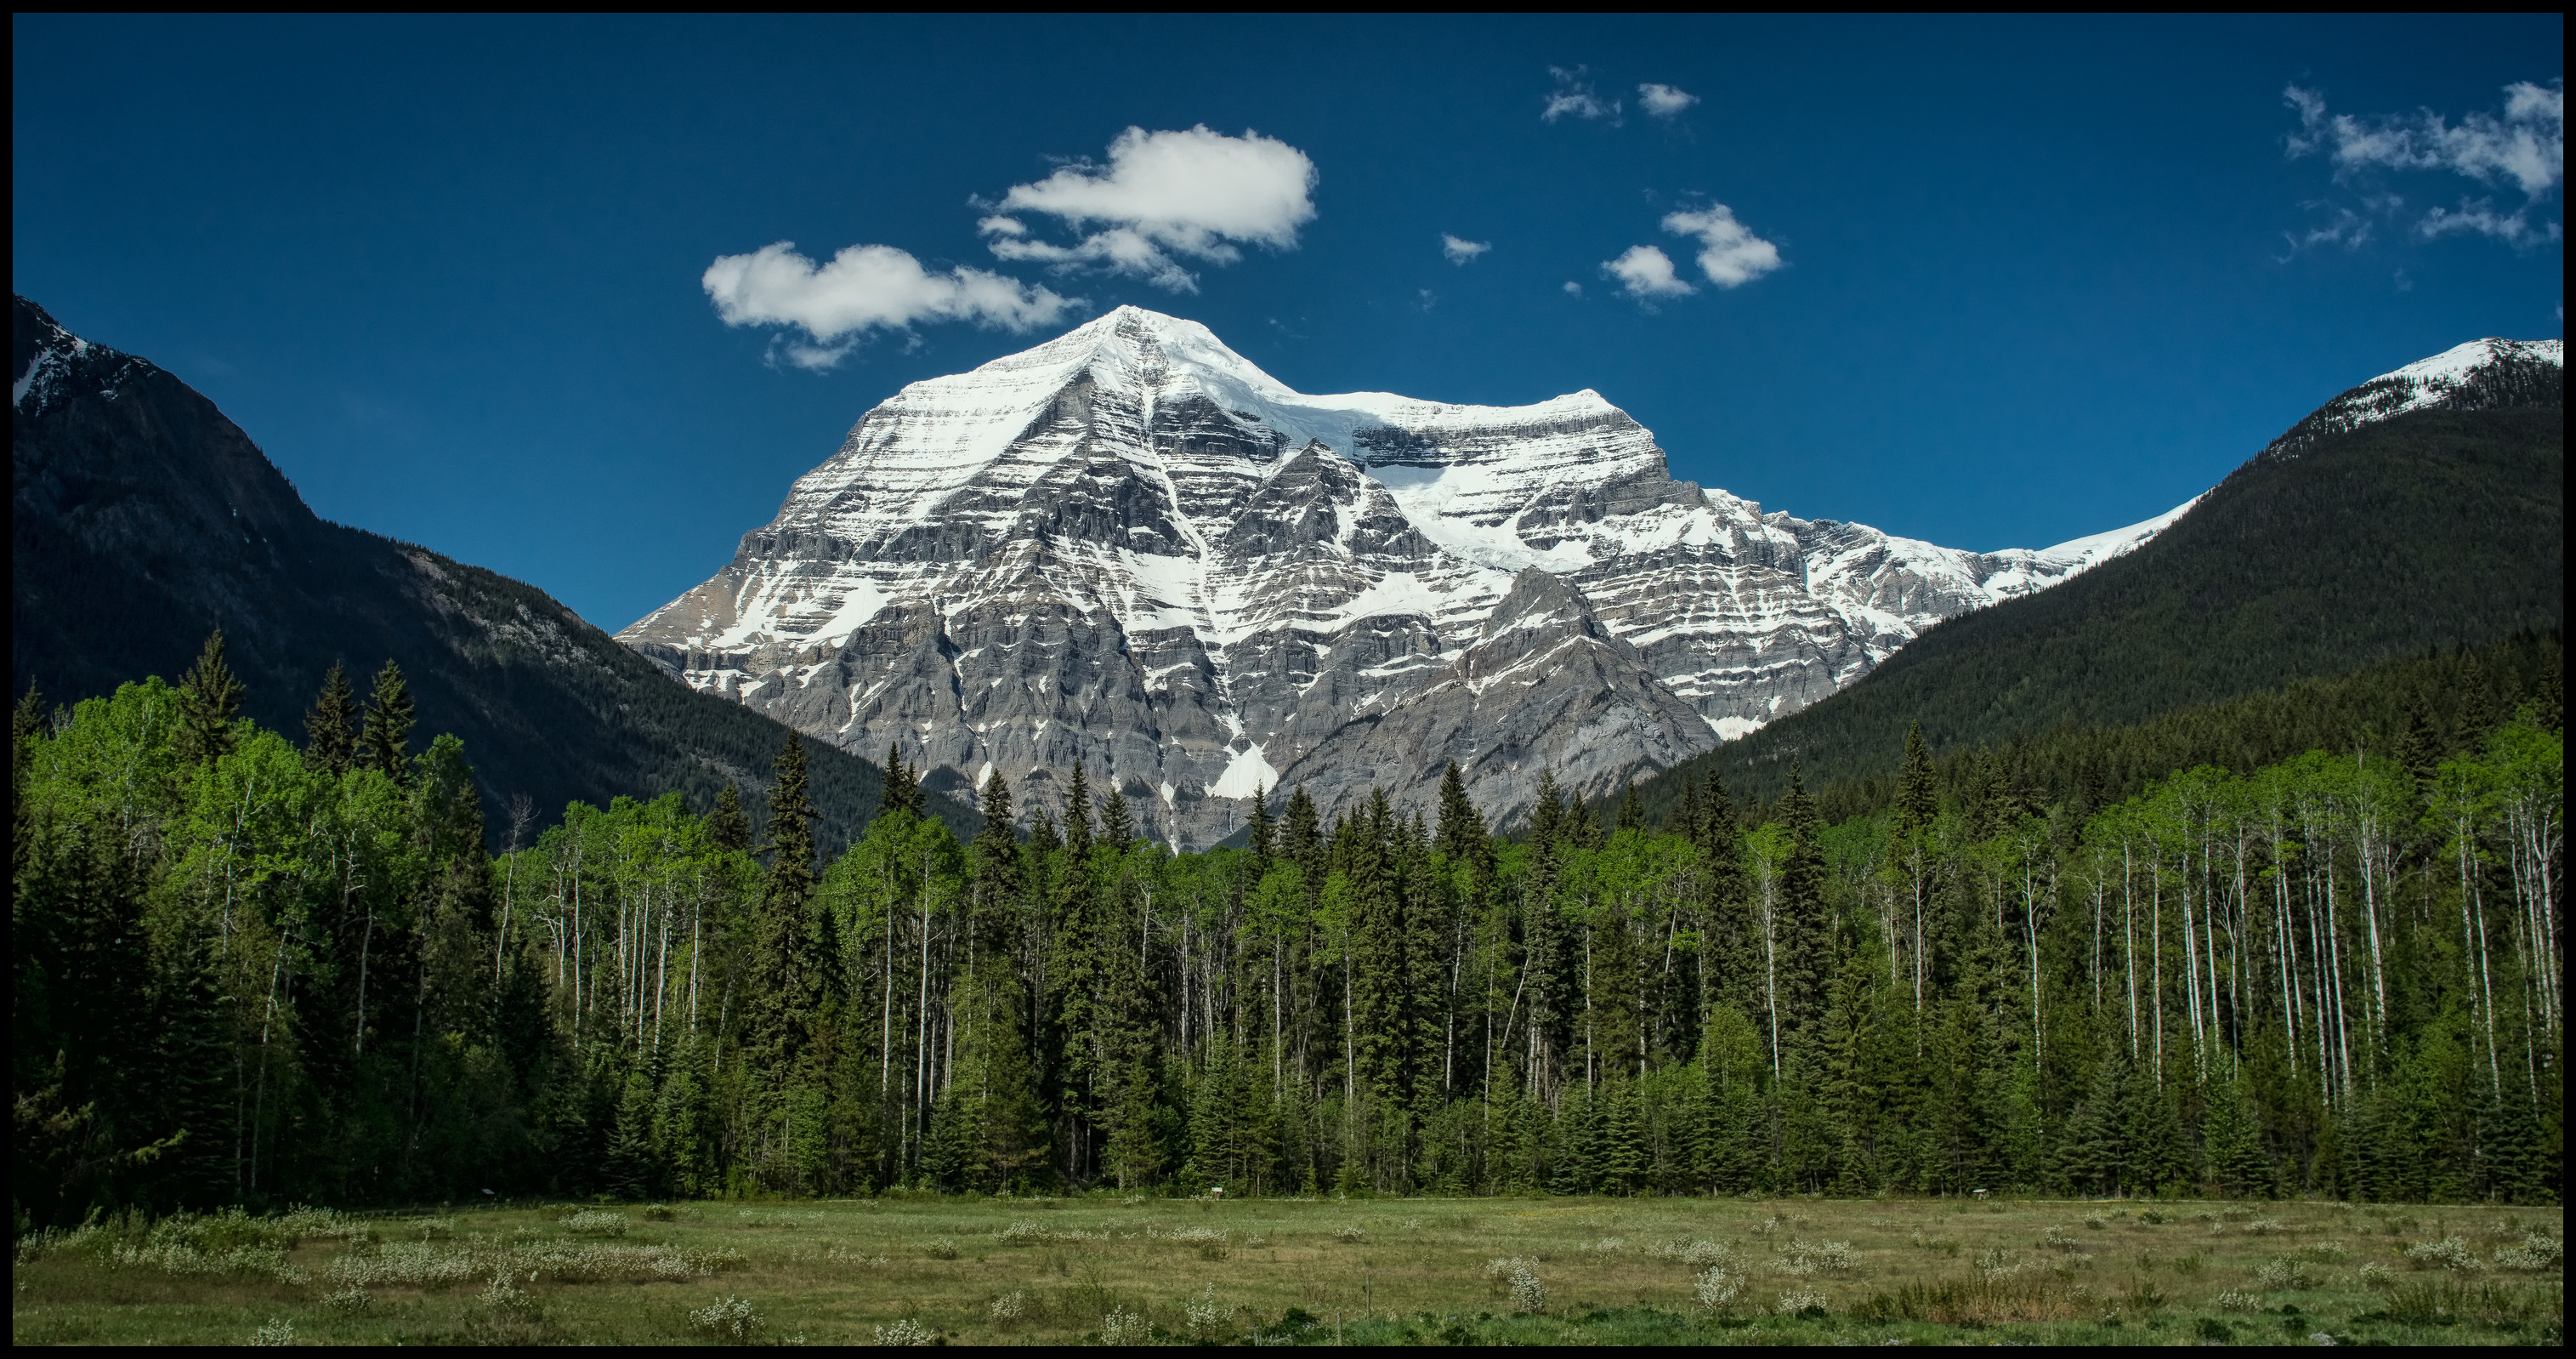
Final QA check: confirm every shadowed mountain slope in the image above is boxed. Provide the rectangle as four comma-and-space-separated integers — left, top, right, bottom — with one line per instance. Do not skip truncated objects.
12, 294, 964, 846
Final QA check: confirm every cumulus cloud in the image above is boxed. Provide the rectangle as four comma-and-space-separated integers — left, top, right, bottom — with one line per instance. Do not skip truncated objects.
1440, 233, 1491, 264
1543, 66, 1620, 123
702, 241, 1075, 369
1637, 82, 1699, 118
1602, 245, 1694, 299
1661, 204, 1783, 287
978, 125, 1317, 292
1562, 281, 1584, 297
2289, 80, 2562, 196
2283, 81, 2563, 251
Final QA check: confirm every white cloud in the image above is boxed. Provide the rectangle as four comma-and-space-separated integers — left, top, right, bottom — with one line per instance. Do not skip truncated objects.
1661, 203, 1783, 287
1637, 83, 1699, 118
2418, 200, 2564, 245
979, 125, 1316, 292
701, 241, 1075, 369
2288, 81, 2562, 197
1440, 233, 1491, 264
1562, 281, 1584, 297
2283, 81, 2564, 251
1543, 66, 1620, 123
1602, 244, 1694, 299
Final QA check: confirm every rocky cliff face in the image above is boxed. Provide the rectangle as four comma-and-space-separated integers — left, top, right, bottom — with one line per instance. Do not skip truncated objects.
621, 306, 2175, 842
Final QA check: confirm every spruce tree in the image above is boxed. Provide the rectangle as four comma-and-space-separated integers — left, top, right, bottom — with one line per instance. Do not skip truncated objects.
2456, 653, 2498, 742
175, 629, 246, 768
1433, 761, 1484, 867
2530, 651, 2562, 732
748, 734, 821, 1088
359, 659, 415, 780
1598, 1072, 1646, 1192
1402, 811, 1452, 1111
1100, 782, 1134, 851
1616, 782, 1645, 833
2051, 1054, 2125, 1197
706, 783, 752, 852
1773, 762, 1831, 1055
302, 660, 357, 776
880, 743, 917, 821
1347, 790, 1409, 1105
1247, 782, 1275, 879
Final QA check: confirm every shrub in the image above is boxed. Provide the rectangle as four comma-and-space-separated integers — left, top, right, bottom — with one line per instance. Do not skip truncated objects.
1099, 1305, 1149, 1345
2254, 1257, 2312, 1290
249, 1318, 296, 1346
1334, 1225, 1365, 1244
1775, 1239, 1854, 1277
989, 1292, 1026, 1325
1185, 1284, 1236, 1337
559, 1210, 627, 1237
2214, 1290, 2263, 1312
2493, 1235, 2562, 1271
1694, 1266, 1745, 1312
2404, 1237, 2483, 1271
689, 1296, 764, 1343
875, 1317, 935, 1345
922, 1238, 959, 1260
1777, 1288, 1830, 1316
1510, 1263, 1549, 1314
322, 1286, 372, 1312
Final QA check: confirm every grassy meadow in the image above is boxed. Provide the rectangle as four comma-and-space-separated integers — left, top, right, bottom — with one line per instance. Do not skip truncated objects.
10, 1193, 2562, 1346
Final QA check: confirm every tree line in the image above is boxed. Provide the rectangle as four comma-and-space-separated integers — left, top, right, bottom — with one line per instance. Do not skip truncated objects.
12, 633, 2561, 1224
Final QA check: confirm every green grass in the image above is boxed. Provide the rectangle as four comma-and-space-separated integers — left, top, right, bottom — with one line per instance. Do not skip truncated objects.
11, 1195, 2561, 1345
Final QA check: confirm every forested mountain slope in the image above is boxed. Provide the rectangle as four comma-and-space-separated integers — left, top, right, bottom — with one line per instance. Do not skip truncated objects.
1641, 358, 2562, 809
11, 294, 961, 846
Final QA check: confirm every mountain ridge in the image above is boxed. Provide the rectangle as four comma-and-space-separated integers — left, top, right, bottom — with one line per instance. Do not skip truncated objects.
621, 304, 2182, 844
1633, 339, 2563, 809
11, 294, 967, 848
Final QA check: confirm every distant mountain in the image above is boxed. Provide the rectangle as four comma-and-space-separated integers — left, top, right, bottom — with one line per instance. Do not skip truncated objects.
620, 305, 2173, 844
1640, 338, 2564, 807
11, 294, 959, 847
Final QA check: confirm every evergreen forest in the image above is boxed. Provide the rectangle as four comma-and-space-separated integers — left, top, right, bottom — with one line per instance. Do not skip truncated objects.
13, 633, 2563, 1228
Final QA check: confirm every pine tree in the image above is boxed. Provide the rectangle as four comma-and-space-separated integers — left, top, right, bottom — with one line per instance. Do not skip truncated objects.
302, 660, 357, 776
706, 783, 752, 852
359, 659, 415, 780
174, 630, 246, 768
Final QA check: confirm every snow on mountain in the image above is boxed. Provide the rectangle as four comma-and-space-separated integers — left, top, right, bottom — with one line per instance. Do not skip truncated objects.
2257, 338, 2566, 467
629, 306, 2516, 843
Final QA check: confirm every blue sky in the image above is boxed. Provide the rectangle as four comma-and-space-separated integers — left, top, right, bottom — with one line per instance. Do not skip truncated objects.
13, 15, 2563, 632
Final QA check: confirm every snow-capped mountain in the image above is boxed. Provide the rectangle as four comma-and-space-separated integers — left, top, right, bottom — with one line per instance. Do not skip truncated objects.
617, 306, 2181, 843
